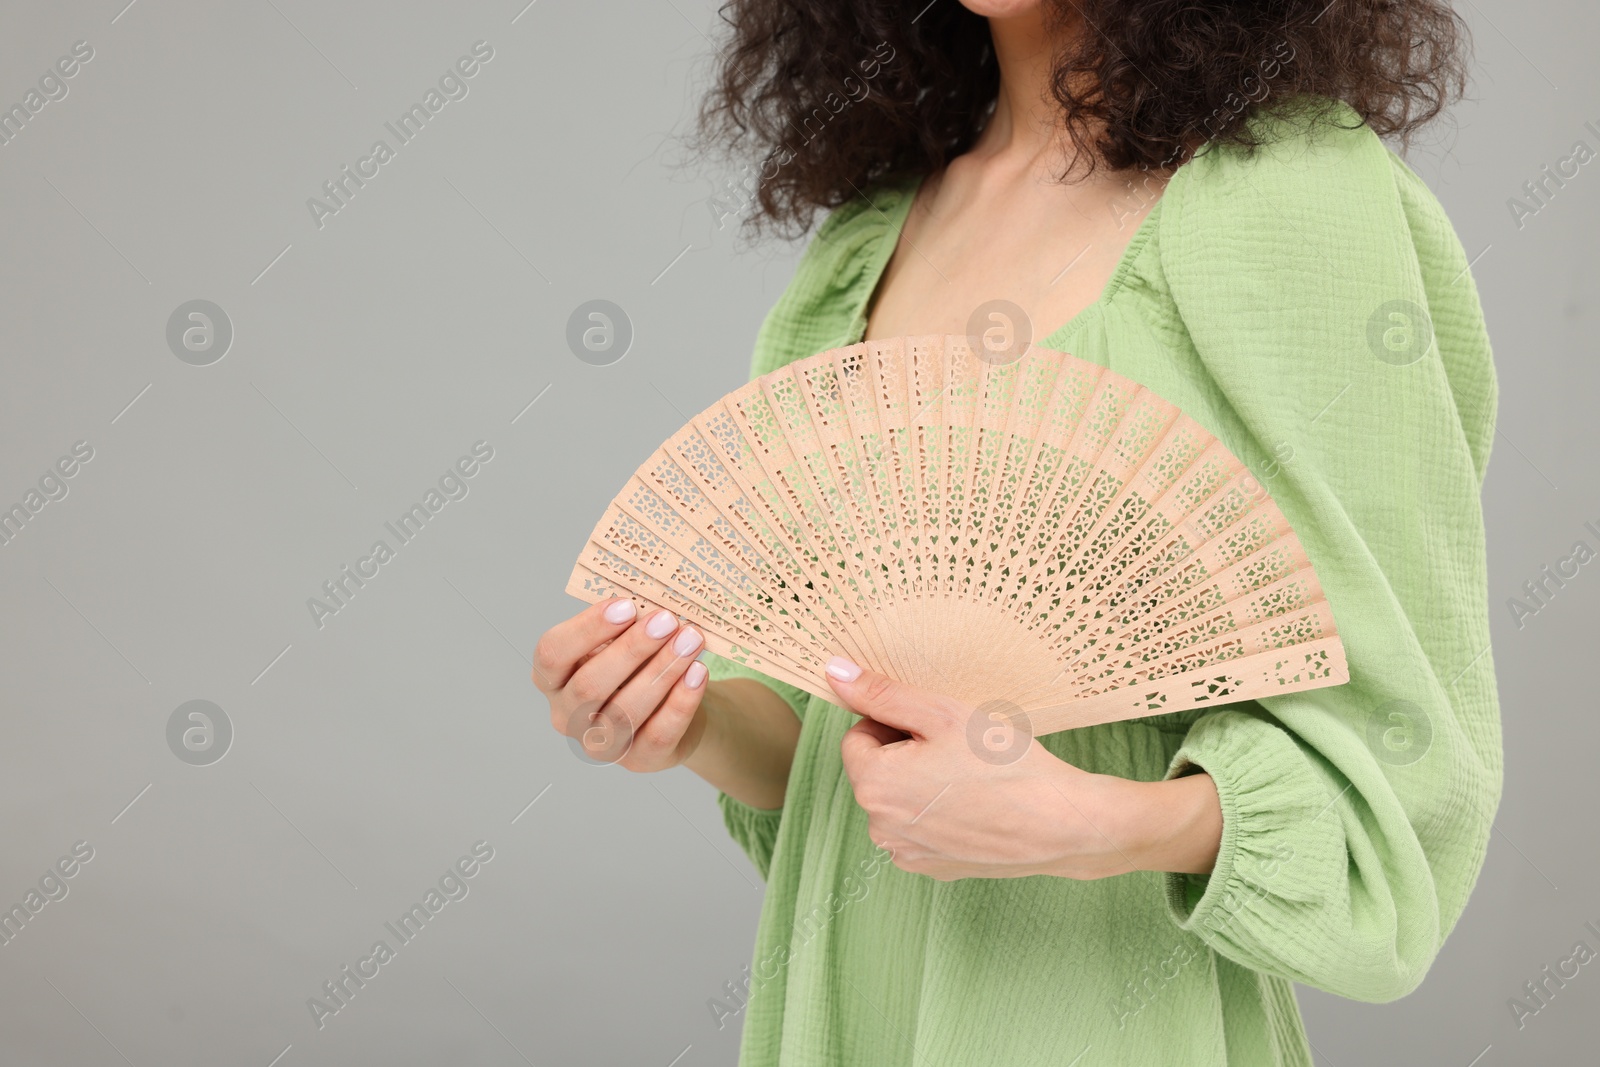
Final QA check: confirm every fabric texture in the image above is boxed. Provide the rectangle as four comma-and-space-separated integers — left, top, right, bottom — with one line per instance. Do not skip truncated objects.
701, 98, 1501, 1066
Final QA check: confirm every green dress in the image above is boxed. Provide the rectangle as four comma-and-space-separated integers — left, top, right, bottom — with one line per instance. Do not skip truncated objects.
703, 99, 1500, 1066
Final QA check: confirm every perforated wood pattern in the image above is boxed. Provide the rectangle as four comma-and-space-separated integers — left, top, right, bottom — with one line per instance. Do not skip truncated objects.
568, 336, 1348, 734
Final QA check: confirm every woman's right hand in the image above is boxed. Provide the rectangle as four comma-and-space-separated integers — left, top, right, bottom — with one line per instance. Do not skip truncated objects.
534, 598, 709, 771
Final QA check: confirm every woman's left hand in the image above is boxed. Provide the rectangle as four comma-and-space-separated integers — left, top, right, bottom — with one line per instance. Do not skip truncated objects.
826, 659, 1224, 882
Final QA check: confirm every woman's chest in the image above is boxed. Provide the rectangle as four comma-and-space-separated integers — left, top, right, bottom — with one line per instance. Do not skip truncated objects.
862, 169, 1165, 345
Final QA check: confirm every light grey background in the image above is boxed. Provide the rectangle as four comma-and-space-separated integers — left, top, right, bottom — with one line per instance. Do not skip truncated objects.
0, 2, 1591, 1065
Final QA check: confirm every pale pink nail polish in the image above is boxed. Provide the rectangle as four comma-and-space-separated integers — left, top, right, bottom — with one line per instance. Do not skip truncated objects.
645, 610, 677, 639
603, 599, 636, 624
685, 662, 708, 689
826, 656, 862, 682
673, 627, 703, 657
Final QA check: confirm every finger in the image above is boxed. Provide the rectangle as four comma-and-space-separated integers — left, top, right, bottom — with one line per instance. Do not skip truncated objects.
854, 716, 910, 746
563, 703, 636, 766
564, 634, 619, 684
532, 597, 642, 691
824, 657, 958, 737
563, 605, 682, 709
607, 624, 705, 731
839, 716, 893, 779
625, 660, 710, 770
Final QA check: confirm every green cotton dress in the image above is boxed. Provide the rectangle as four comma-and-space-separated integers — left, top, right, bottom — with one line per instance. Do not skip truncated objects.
702, 99, 1501, 1066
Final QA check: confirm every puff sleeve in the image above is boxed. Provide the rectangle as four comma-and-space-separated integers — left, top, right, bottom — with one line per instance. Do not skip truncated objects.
1149, 108, 1503, 1002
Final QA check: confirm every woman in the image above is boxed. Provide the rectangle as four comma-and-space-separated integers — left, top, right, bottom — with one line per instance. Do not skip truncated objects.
536, 1, 1500, 1063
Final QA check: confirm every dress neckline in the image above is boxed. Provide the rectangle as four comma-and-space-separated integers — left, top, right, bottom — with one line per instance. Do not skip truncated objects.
852, 167, 1177, 352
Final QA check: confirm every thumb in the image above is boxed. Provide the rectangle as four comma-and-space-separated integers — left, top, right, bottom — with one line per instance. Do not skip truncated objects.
824, 657, 955, 737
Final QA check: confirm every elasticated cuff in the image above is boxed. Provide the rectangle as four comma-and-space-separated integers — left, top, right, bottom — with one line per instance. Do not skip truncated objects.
1158, 709, 1345, 961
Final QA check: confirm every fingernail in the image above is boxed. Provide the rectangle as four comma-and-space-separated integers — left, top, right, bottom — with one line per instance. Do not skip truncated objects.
645, 610, 678, 639
604, 599, 636, 624
685, 662, 708, 689
826, 656, 861, 682
673, 627, 703, 657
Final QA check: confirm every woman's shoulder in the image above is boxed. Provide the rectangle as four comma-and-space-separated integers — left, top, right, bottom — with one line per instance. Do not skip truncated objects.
810, 174, 918, 242
1176, 97, 1390, 187
747, 175, 917, 374
1152, 94, 1496, 477
1157, 94, 1474, 299
790, 174, 918, 299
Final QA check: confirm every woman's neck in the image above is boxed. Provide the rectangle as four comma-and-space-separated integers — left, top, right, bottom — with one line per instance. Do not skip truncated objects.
972, 8, 1089, 174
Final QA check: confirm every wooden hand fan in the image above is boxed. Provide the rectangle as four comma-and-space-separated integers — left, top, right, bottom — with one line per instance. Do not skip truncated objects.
567, 334, 1347, 735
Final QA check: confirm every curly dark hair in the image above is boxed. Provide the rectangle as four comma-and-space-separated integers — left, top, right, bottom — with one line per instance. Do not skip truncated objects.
694, 0, 1471, 236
